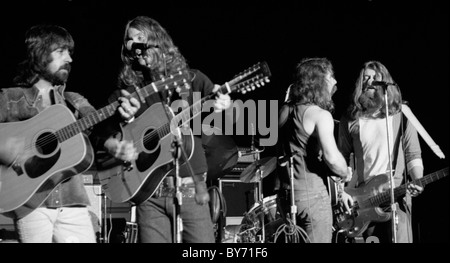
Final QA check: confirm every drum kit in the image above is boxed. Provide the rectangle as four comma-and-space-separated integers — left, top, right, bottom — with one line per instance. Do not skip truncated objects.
203, 127, 302, 243
220, 151, 284, 243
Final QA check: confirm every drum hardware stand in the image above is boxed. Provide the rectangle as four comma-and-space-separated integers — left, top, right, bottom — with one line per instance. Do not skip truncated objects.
252, 124, 266, 243
274, 150, 309, 243
254, 162, 266, 243
288, 155, 297, 226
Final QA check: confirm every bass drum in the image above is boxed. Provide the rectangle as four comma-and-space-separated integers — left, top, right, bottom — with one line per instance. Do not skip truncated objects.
240, 194, 284, 243
221, 224, 244, 243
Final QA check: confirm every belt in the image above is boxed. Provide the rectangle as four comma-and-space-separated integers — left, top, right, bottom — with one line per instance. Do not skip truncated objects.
161, 176, 195, 188
154, 185, 196, 198
154, 176, 196, 198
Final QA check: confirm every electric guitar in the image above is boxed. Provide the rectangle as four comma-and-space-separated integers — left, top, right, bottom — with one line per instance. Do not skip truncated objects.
97, 62, 272, 204
335, 167, 448, 238
0, 71, 190, 219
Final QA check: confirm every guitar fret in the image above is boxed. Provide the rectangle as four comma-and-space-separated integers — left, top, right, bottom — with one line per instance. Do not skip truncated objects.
158, 125, 164, 139
85, 114, 93, 127
78, 118, 87, 132
139, 88, 148, 100
55, 129, 66, 142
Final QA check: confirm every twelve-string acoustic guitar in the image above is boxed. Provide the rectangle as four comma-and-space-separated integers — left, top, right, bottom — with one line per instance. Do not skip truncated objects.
98, 62, 272, 205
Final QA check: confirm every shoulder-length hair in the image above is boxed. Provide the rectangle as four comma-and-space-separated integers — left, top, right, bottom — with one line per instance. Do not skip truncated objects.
288, 57, 335, 112
14, 24, 74, 87
348, 60, 402, 120
119, 16, 188, 87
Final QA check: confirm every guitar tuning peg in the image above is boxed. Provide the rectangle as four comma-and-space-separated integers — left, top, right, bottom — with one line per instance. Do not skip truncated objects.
176, 86, 181, 93
241, 90, 247, 94
251, 85, 256, 90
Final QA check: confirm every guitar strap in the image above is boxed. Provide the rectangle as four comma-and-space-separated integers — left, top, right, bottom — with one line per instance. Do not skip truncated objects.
63, 92, 81, 118
391, 112, 407, 177
401, 104, 445, 159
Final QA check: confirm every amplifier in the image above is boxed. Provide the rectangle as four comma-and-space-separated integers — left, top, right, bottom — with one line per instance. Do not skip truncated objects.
218, 178, 257, 225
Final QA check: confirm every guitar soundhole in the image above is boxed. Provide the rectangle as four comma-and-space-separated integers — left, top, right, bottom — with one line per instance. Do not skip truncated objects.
36, 132, 58, 156
143, 128, 159, 152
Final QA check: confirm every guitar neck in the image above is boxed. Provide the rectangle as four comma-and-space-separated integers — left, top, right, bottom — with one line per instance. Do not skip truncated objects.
369, 167, 449, 206
55, 71, 189, 143
55, 101, 120, 143
149, 62, 270, 140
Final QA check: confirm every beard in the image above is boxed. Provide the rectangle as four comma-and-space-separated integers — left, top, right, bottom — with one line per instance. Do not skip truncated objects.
42, 64, 71, 85
358, 86, 385, 113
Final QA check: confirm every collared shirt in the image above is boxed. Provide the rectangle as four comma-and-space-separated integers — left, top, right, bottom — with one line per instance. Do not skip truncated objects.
0, 85, 96, 210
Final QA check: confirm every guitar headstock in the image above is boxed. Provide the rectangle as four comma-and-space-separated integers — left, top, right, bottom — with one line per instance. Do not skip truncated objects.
228, 61, 271, 95
154, 69, 191, 94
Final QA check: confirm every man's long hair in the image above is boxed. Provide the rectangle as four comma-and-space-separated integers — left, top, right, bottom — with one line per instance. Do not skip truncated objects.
347, 61, 402, 120
119, 16, 188, 87
288, 57, 335, 112
13, 24, 74, 87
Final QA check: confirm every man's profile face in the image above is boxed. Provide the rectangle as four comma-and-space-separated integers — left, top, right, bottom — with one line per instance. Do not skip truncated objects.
42, 47, 72, 85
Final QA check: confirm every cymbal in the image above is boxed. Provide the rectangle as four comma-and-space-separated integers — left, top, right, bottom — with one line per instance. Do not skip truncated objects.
202, 125, 239, 181
240, 157, 277, 183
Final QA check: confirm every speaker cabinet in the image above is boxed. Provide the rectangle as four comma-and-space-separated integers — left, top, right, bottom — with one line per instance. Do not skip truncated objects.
218, 178, 256, 225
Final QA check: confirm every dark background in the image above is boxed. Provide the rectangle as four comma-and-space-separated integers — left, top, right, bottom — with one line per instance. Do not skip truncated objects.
0, 0, 448, 242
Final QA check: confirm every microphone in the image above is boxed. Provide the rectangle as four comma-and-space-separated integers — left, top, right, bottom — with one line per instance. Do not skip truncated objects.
238, 149, 264, 157
126, 40, 159, 51
371, 81, 397, 87
278, 150, 300, 166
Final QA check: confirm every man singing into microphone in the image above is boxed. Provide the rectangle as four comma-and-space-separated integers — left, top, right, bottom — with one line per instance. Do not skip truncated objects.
97, 16, 231, 243
338, 60, 424, 243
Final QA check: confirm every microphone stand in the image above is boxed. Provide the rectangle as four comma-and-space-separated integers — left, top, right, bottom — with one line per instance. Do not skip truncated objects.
156, 88, 197, 244
171, 134, 183, 243
380, 83, 397, 243
102, 188, 109, 243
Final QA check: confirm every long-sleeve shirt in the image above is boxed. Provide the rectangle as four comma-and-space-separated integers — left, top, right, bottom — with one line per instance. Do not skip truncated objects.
0, 85, 95, 217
